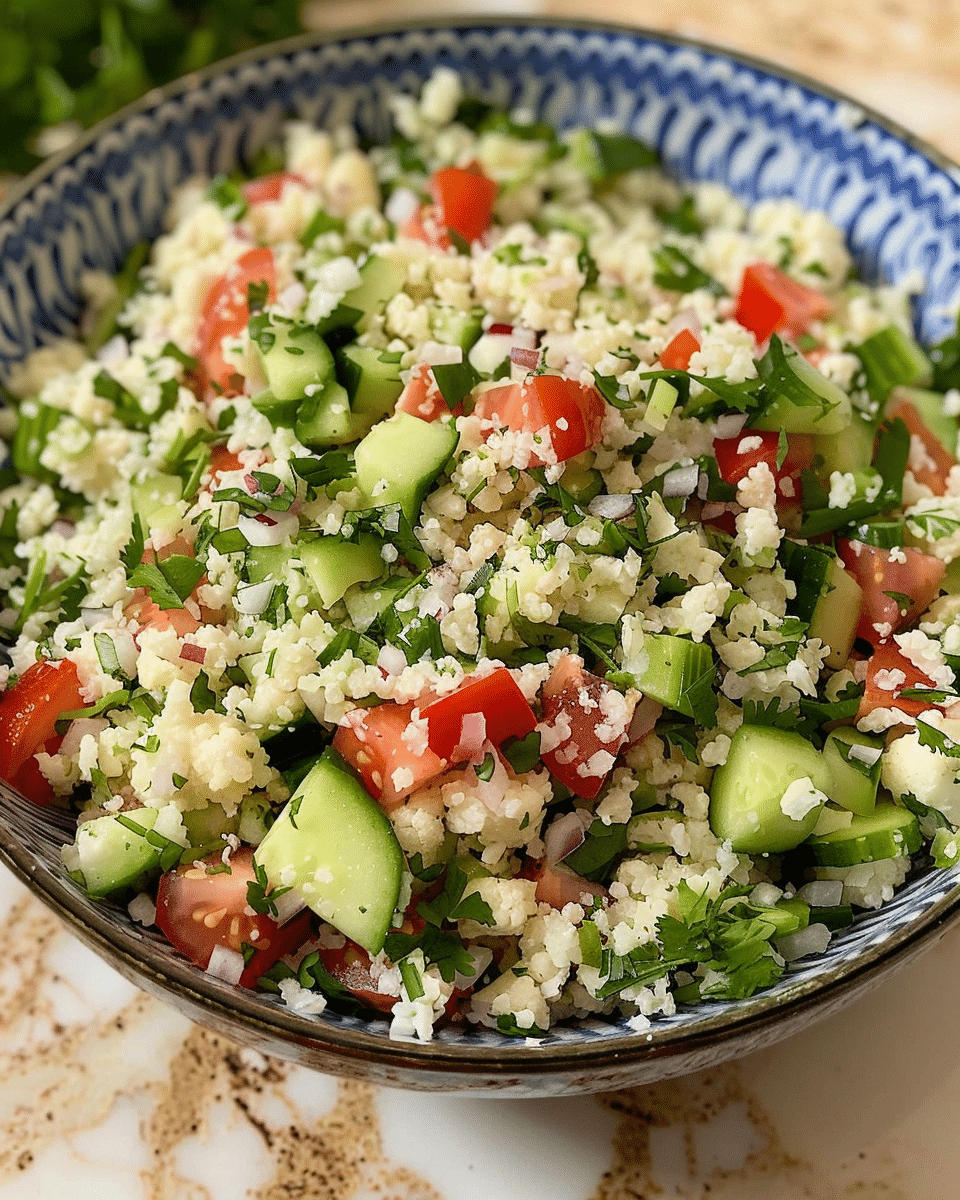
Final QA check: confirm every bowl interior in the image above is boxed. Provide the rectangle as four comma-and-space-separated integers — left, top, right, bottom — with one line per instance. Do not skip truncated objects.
2, 18, 960, 1090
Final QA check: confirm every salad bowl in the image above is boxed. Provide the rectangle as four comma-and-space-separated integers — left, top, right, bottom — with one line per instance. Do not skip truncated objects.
2, 18, 960, 1096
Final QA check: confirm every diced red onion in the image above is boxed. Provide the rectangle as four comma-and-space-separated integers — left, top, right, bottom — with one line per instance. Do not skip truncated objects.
510, 326, 538, 350
715, 412, 748, 439
235, 580, 276, 616
587, 493, 635, 521
543, 811, 591, 865
51, 519, 76, 538
798, 880, 845, 907
377, 644, 407, 677
385, 186, 420, 226
511, 346, 541, 371
238, 510, 299, 546
96, 334, 129, 365
127, 892, 157, 927
205, 944, 245, 985
276, 281, 307, 315
452, 945, 493, 989
488, 322, 514, 336
455, 711, 488, 760
271, 887, 307, 926
662, 464, 701, 498
80, 606, 112, 629
421, 342, 463, 367
664, 307, 703, 341
179, 643, 207, 664
777, 923, 832, 962
628, 696, 663, 744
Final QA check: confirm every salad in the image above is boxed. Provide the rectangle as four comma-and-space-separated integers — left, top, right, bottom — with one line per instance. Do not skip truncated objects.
3, 67, 960, 1043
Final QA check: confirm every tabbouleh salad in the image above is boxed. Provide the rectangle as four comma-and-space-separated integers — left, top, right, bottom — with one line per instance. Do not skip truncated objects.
3, 69, 960, 1042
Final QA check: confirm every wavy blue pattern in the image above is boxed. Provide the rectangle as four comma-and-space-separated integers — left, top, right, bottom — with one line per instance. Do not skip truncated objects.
2, 20, 960, 1076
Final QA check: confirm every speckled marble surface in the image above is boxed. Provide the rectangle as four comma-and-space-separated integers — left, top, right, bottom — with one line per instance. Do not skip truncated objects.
5, 3, 960, 1196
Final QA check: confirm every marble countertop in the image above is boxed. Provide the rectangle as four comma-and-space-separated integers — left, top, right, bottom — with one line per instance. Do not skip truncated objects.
5, 3, 960, 1196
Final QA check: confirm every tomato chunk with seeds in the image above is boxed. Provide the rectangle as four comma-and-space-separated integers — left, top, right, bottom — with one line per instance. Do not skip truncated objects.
473, 374, 606, 465
533, 862, 608, 910
659, 327, 700, 371
857, 640, 944, 722
401, 164, 498, 249
396, 363, 451, 423
540, 656, 634, 799
887, 397, 957, 495
333, 701, 447, 810
420, 669, 537, 762
838, 540, 945, 645
0, 659, 84, 798
734, 262, 831, 343
196, 247, 276, 394
155, 848, 313, 986
241, 171, 308, 205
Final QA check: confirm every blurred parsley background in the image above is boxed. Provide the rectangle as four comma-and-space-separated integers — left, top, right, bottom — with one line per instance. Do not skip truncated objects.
0, 0, 306, 176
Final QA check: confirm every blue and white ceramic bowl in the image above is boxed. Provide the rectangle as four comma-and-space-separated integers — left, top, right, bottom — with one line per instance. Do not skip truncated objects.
2, 18, 960, 1095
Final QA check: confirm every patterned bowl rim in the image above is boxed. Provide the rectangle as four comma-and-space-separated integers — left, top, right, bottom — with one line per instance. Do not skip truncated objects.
3, 14, 960, 1076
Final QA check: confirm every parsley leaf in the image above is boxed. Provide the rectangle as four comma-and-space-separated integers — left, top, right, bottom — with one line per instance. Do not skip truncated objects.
126, 555, 205, 610
652, 246, 724, 296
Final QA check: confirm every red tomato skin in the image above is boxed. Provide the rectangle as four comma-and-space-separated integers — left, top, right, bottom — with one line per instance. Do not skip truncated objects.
838, 540, 946, 645
395, 364, 453, 422
734, 262, 831, 343
240, 909, 314, 990
333, 702, 447, 810
474, 375, 606, 465
240, 172, 308, 205
533, 862, 607, 910
659, 328, 700, 371
0, 659, 84, 787
887, 398, 957, 494
540, 656, 631, 799
196, 247, 276, 394
713, 429, 813, 518
431, 165, 498, 244
401, 164, 498, 250
857, 640, 943, 721
315, 941, 399, 1013
420, 668, 538, 762
155, 848, 308, 984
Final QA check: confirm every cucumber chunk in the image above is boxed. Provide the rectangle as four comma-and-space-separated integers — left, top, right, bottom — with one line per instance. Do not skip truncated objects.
780, 542, 861, 669
62, 804, 188, 897
807, 802, 922, 866
335, 342, 403, 422
813, 411, 875, 476
299, 533, 383, 609
131, 473, 183, 526
295, 377, 359, 448
822, 727, 883, 816
709, 725, 831, 854
620, 631, 716, 722
355, 411, 459, 523
253, 748, 403, 953
260, 325, 336, 402
754, 339, 852, 434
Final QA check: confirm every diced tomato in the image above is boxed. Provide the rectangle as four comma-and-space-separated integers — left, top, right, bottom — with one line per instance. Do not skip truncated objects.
240, 172, 308, 206
420, 668, 538, 762
401, 163, 498, 249
124, 536, 209, 637
396, 364, 452, 422
540, 656, 634, 799
196, 247, 276, 394
473, 374, 606, 465
838, 539, 945, 645
0, 659, 84, 797
333, 702, 447, 811
887, 397, 957, 495
533, 862, 608, 910
734, 262, 831, 344
857, 640, 944, 722
155, 848, 313, 986
659, 328, 701, 371
713, 428, 814, 511
315, 940, 399, 1014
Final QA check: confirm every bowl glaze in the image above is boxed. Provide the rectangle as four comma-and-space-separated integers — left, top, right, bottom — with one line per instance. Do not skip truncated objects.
2, 18, 960, 1096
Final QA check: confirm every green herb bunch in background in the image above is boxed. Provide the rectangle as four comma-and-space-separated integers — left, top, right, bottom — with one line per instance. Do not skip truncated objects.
0, 0, 305, 175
